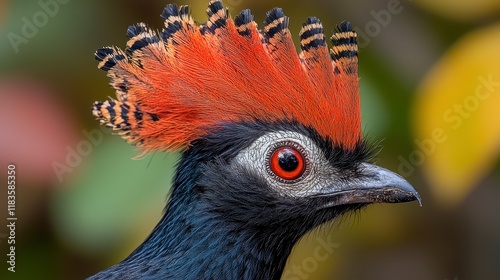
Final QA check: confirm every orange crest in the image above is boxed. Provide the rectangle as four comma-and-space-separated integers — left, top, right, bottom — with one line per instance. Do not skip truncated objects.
93, 0, 361, 153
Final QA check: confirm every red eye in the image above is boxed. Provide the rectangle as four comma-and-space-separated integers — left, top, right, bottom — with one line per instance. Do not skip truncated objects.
270, 147, 305, 180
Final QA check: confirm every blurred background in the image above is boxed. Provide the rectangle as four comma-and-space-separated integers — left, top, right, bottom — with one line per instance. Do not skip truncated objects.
1, 0, 499, 279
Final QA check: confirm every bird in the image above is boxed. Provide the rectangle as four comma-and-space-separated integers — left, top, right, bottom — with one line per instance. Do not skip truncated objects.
89, 1, 420, 279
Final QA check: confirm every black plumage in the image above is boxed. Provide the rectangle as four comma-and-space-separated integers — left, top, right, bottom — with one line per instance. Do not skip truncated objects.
89, 121, 418, 279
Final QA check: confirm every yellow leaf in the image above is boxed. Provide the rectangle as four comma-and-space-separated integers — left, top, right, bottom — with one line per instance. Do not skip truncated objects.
415, 0, 500, 21
412, 23, 500, 208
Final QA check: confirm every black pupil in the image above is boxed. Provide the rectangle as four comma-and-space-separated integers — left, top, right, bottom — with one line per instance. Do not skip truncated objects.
278, 149, 299, 172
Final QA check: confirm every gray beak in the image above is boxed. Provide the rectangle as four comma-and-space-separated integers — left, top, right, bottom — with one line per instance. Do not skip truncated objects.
318, 163, 421, 208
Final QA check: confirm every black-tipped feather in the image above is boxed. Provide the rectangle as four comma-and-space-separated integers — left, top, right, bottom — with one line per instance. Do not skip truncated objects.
235, 9, 254, 37
299, 17, 326, 51
263, 8, 289, 40
202, 0, 228, 34
330, 21, 358, 61
95, 47, 126, 71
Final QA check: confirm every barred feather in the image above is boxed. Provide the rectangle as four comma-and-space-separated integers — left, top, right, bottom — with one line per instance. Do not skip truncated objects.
93, 0, 361, 153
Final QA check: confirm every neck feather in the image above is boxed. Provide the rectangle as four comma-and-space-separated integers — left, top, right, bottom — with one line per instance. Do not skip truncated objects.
113, 187, 300, 280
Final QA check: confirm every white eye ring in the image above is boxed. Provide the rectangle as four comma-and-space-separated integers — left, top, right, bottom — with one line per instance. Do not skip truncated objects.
234, 131, 333, 198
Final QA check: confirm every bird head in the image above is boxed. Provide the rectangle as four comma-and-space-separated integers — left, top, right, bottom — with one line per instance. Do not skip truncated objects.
184, 120, 418, 236
91, 0, 420, 278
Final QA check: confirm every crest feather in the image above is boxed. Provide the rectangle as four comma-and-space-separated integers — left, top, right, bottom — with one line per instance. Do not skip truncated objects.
93, 0, 361, 153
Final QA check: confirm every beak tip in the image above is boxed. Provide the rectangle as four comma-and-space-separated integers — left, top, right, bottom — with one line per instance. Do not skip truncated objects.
391, 174, 422, 207
361, 163, 422, 206
414, 192, 423, 207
